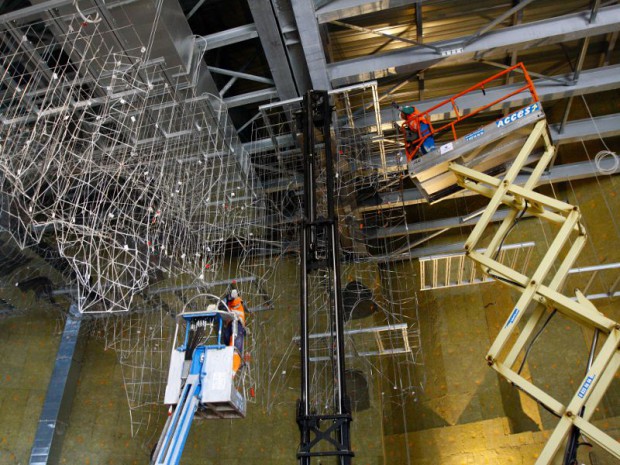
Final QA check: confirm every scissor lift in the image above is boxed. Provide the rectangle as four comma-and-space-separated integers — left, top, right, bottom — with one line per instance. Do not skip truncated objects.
449, 120, 620, 464
404, 63, 545, 203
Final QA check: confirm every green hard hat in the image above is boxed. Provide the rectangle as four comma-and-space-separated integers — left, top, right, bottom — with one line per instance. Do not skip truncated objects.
401, 106, 415, 115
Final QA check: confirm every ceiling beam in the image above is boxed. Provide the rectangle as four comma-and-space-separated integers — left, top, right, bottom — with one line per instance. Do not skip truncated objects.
549, 113, 620, 145
558, 0, 601, 134
243, 133, 295, 155
366, 208, 523, 239
359, 64, 620, 129
291, 0, 331, 90
203, 24, 259, 50
224, 87, 279, 108
0, 64, 24, 94
207, 66, 274, 85
316, 0, 425, 24
328, 4, 620, 85
330, 19, 439, 52
599, 30, 618, 66
249, 0, 300, 100
481, 59, 568, 84
503, 0, 525, 113
186, 0, 213, 20
462, 0, 537, 48
219, 56, 256, 96
415, 1, 422, 41
415, 3, 425, 99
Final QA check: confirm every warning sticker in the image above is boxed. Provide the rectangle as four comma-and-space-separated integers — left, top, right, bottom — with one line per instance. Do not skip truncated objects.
440, 142, 454, 155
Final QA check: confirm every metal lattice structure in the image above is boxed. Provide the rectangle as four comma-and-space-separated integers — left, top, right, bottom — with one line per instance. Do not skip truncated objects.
0, 2, 261, 314
0, 0, 273, 441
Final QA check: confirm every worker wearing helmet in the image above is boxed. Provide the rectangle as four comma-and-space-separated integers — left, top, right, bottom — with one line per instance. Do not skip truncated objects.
224, 288, 246, 376
400, 106, 435, 156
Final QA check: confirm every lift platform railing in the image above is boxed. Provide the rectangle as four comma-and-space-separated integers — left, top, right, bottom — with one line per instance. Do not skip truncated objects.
402, 62, 539, 161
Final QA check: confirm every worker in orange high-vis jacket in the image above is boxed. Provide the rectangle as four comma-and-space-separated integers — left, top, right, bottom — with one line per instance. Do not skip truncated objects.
224, 288, 246, 376
400, 105, 435, 156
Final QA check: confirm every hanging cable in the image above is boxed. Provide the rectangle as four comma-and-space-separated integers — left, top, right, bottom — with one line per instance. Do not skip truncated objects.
594, 150, 619, 175
485, 200, 530, 288
517, 309, 557, 375
74, 0, 102, 23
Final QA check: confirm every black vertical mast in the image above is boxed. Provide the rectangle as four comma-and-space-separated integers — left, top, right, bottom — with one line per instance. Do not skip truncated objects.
297, 90, 353, 465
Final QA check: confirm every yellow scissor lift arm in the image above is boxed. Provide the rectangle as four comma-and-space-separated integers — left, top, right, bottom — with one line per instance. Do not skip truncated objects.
448, 119, 620, 463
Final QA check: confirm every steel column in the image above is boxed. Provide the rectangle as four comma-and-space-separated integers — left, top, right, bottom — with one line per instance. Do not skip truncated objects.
298, 92, 313, 464
297, 90, 353, 465
291, 1, 331, 90
29, 305, 85, 465
249, 0, 302, 100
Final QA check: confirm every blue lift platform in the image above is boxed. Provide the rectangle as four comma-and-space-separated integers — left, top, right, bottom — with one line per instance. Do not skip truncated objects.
151, 294, 246, 465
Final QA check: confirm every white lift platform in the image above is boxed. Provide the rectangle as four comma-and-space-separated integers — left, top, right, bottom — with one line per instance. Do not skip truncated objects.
151, 294, 246, 465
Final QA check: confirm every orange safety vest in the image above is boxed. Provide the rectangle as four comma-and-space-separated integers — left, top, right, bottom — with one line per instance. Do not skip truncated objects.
403, 111, 429, 136
227, 297, 246, 326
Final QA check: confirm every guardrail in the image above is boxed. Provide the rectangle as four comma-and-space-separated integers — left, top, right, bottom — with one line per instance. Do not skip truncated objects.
402, 62, 539, 160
